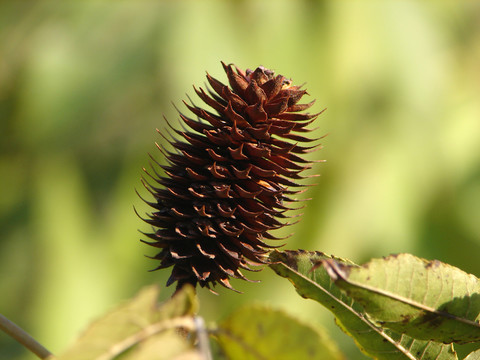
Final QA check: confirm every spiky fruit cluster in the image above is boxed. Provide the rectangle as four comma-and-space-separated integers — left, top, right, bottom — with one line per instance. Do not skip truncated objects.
139, 62, 321, 292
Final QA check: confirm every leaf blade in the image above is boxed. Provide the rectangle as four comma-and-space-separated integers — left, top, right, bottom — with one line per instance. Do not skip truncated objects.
56, 285, 199, 360
216, 304, 344, 360
464, 349, 480, 360
322, 254, 480, 344
269, 250, 457, 360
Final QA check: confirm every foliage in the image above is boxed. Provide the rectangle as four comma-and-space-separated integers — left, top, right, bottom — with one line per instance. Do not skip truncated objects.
269, 250, 460, 360
321, 253, 480, 344
214, 305, 342, 360
55, 285, 200, 360
6, 250, 478, 360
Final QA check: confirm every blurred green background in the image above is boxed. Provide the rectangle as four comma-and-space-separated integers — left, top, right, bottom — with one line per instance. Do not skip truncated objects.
1, 1, 480, 359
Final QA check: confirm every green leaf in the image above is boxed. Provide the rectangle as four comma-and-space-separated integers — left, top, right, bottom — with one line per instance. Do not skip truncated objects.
56, 285, 199, 360
464, 349, 480, 360
215, 304, 343, 360
322, 253, 480, 344
269, 250, 457, 360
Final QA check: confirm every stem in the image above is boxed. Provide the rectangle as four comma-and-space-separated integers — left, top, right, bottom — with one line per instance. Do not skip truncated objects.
0, 314, 53, 359
194, 316, 212, 360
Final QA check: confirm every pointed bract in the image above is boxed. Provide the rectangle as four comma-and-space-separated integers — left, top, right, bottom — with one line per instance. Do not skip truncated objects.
139, 63, 323, 292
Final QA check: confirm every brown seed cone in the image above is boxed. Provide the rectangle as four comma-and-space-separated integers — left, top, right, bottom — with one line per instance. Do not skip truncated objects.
139, 62, 323, 293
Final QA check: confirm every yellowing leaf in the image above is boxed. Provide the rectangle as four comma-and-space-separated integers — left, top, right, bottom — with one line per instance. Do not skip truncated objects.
464, 349, 480, 360
56, 285, 199, 360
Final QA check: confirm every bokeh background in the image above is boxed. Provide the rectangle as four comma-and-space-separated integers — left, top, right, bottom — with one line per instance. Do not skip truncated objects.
1, 1, 480, 359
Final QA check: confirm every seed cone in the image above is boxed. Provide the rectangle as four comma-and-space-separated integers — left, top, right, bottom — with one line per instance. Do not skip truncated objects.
139, 62, 322, 292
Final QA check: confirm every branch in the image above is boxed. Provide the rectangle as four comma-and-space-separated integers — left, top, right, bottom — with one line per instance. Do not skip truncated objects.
0, 314, 53, 359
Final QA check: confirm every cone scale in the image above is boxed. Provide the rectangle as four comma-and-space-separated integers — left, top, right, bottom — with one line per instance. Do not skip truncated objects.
139, 62, 322, 292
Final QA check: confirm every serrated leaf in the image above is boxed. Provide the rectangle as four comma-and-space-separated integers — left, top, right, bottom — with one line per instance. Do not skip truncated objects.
215, 304, 344, 360
322, 253, 480, 344
57, 285, 199, 360
464, 349, 480, 360
269, 250, 457, 360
